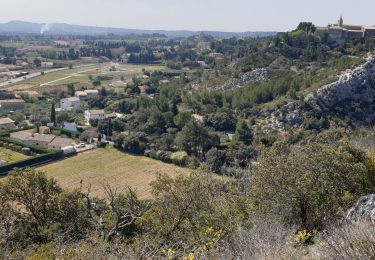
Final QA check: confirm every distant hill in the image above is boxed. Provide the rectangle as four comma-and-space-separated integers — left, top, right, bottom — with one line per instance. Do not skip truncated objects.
0, 20, 277, 38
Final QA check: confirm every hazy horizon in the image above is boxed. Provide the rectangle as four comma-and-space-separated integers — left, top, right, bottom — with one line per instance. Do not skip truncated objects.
1, 0, 375, 32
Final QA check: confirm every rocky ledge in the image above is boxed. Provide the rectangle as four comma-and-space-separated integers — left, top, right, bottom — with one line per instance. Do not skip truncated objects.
260, 52, 375, 133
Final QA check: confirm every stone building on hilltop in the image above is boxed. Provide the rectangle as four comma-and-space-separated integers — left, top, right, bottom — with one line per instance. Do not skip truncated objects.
316, 16, 375, 42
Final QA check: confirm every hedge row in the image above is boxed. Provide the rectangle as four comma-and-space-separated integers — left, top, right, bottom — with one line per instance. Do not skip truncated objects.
52, 128, 81, 138
0, 150, 63, 175
144, 150, 191, 167
0, 137, 49, 154
0, 126, 34, 138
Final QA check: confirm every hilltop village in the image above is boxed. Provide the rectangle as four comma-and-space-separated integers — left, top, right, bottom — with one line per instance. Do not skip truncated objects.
316, 16, 375, 42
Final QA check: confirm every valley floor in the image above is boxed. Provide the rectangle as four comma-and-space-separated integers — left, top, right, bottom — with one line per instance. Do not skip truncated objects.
40, 146, 191, 199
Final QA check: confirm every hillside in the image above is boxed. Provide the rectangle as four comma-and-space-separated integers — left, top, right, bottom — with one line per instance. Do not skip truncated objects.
0, 20, 277, 38
3, 20, 375, 259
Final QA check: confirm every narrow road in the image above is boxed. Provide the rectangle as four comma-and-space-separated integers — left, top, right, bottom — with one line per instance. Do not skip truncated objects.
39, 66, 100, 86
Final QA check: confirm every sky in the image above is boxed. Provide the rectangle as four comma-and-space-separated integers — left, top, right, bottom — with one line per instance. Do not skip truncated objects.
1, 0, 375, 32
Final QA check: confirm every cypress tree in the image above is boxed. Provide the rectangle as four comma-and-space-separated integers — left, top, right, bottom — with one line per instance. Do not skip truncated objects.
50, 103, 56, 126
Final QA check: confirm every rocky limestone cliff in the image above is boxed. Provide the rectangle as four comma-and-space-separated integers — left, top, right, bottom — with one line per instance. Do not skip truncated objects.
346, 194, 375, 224
305, 53, 375, 110
258, 52, 375, 133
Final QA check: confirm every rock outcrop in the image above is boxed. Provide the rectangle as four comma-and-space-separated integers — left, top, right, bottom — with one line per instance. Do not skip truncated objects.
259, 52, 375, 133
305, 53, 375, 111
218, 68, 268, 91
346, 194, 375, 224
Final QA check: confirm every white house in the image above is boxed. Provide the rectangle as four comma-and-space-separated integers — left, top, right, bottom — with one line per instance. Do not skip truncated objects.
75, 89, 99, 100
85, 109, 107, 123
41, 62, 54, 68
85, 90, 99, 99
62, 122, 78, 132
110, 81, 127, 88
60, 97, 81, 111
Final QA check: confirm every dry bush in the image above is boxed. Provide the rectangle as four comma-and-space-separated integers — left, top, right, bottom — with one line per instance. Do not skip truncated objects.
212, 220, 308, 260
322, 222, 375, 260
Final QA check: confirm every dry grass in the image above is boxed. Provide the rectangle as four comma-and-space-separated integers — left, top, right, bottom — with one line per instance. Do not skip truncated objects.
39, 146, 191, 199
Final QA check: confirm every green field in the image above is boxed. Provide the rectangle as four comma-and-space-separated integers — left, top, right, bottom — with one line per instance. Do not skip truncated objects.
40, 146, 191, 199
0, 147, 30, 164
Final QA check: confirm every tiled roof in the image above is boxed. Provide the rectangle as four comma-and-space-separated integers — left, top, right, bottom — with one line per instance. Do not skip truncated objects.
0, 117, 15, 125
88, 109, 105, 115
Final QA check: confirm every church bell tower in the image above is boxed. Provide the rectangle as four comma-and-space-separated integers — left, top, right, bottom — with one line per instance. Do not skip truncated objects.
338, 15, 343, 27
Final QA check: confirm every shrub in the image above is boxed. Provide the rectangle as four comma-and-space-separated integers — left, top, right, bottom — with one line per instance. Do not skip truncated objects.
97, 141, 108, 148
170, 151, 189, 166
252, 142, 371, 231
11, 145, 23, 152
323, 223, 375, 260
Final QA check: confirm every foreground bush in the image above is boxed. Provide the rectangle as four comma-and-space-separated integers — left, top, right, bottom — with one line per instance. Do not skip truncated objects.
252, 141, 373, 231
322, 223, 375, 260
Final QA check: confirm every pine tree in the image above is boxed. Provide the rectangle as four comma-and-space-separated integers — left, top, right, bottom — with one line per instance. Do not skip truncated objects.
235, 120, 253, 145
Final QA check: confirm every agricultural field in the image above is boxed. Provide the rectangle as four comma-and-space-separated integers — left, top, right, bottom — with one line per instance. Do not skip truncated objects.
0, 147, 30, 164
40, 146, 191, 199
5, 63, 167, 92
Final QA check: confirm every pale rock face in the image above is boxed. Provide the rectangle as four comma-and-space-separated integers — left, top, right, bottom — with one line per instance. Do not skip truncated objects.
305, 53, 375, 110
346, 194, 375, 224
259, 52, 375, 133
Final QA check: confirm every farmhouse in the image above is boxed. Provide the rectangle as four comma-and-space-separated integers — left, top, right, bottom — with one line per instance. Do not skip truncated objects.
0, 99, 25, 112
60, 97, 81, 111
75, 91, 87, 99
10, 131, 75, 150
11, 131, 55, 148
110, 81, 127, 87
48, 136, 75, 150
0, 117, 16, 130
17, 91, 40, 98
75, 89, 99, 100
85, 109, 108, 123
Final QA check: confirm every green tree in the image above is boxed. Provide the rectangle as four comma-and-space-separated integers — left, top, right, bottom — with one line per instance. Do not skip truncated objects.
100, 86, 107, 97
142, 173, 248, 253
173, 111, 192, 129
252, 142, 371, 230
1, 169, 62, 243
93, 79, 101, 86
205, 147, 226, 173
235, 120, 253, 145
33, 58, 41, 67
67, 84, 75, 96
176, 120, 219, 159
